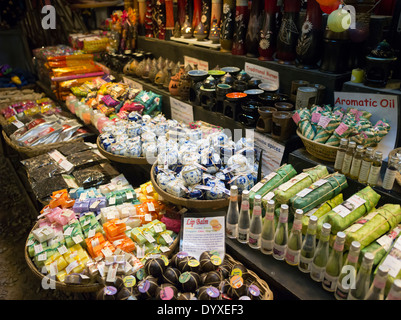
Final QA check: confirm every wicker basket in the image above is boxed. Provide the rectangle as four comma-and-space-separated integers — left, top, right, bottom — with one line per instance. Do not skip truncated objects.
2, 130, 84, 158
296, 129, 339, 162
224, 254, 273, 300
150, 162, 230, 210
25, 222, 179, 292
96, 136, 150, 165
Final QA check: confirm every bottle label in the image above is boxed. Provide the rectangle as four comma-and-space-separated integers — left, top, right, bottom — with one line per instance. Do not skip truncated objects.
293, 220, 302, 231
273, 243, 286, 258
226, 223, 237, 238
241, 202, 250, 211
382, 169, 397, 190
335, 283, 349, 300
367, 166, 381, 185
285, 248, 300, 265
237, 228, 249, 241
248, 232, 260, 246
350, 158, 362, 177
332, 195, 366, 218
358, 160, 371, 182
261, 239, 274, 252
322, 273, 339, 291
299, 256, 313, 272
265, 214, 274, 221
279, 216, 288, 223
334, 151, 345, 171
310, 264, 326, 281
341, 154, 352, 174
373, 278, 386, 289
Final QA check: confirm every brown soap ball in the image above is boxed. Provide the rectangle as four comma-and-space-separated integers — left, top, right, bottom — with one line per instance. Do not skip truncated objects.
177, 256, 195, 273
219, 279, 230, 294
246, 283, 262, 300
116, 287, 135, 300
203, 271, 223, 287
179, 271, 201, 293
230, 263, 250, 280
137, 276, 159, 300
158, 283, 179, 300
217, 262, 231, 279
144, 257, 167, 279
162, 267, 181, 286
227, 276, 247, 300
177, 292, 197, 300
199, 272, 208, 286
96, 285, 118, 300
171, 251, 190, 268
187, 258, 201, 273
114, 276, 125, 291
200, 251, 221, 273
197, 285, 221, 300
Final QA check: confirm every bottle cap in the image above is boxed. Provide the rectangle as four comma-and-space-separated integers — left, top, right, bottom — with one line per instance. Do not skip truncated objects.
377, 265, 390, 277
322, 223, 331, 232
254, 195, 262, 201
340, 138, 348, 145
281, 204, 289, 210
309, 215, 318, 223
350, 241, 361, 251
392, 279, 401, 291
364, 252, 374, 262
348, 141, 356, 147
336, 231, 346, 240
366, 147, 374, 153
242, 190, 249, 195
356, 145, 364, 151
267, 199, 275, 206
295, 209, 303, 218
375, 151, 383, 157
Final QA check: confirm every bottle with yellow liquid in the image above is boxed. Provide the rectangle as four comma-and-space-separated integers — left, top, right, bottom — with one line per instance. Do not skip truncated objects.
341, 141, 356, 177
334, 138, 348, 173
381, 155, 399, 191
358, 147, 374, 184
284, 209, 303, 266
367, 151, 383, 187
349, 145, 364, 180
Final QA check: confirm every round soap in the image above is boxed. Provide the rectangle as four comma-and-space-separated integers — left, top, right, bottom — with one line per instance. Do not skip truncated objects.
137, 276, 159, 300
171, 251, 189, 268
230, 263, 249, 280
96, 286, 117, 300
177, 255, 195, 273
162, 267, 181, 286
144, 257, 167, 279
200, 252, 222, 272
227, 275, 247, 299
179, 271, 201, 293
197, 286, 221, 300
158, 283, 178, 300
246, 283, 262, 300
217, 262, 231, 279
177, 292, 197, 300
203, 271, 223, 287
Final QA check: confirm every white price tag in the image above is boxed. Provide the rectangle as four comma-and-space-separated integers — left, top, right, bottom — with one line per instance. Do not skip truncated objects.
57, 245, 68, 255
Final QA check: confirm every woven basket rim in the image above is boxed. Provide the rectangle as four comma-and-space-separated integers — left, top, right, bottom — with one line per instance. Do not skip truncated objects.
150, 162, 230, 209
96, 136, 150, 165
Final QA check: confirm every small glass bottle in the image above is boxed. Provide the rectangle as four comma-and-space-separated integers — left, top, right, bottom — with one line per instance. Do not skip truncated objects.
310, 223, 331, 282
334, 138, 348, 173
367, 151, 383, 187
358, 147, 374, 184
226, 186, 240, 239
341, 141, 356, 177
284, 209, 303, 266
348, 252, 375, 300
237, 190, 250, 244
365, 265, 390, 300
334, 241, 361, 300
299, 215, 318, 273
260, 199, 276, 255
248, 195, 263, 249
386, 279, 401, 300
381, 155, 399, 191
322, 231, 346, 292
349, 145, 365, 180
272, 204, 289, 261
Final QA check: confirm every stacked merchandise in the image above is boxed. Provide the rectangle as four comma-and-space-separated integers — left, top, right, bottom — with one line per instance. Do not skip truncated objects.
293, 105, 391, 148
69, 31, 110, 57
26, 174, 182, 292
65, 76, 162, 131
226, 162, 401, 300
32, 45, 105, 101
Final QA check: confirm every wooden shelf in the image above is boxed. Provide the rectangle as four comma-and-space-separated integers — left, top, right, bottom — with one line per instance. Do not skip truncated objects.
70, 0, 123, 9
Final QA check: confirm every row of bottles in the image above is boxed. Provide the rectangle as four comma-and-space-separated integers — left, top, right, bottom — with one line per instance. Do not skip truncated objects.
138, 0, 325, 67
225, 185, 401, 299
334, 138, 401, 191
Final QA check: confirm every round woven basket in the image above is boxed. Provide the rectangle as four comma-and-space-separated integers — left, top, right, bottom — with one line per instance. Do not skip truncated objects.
296, 129, 339, 162
25, 222, 179, 292
96, 136, 150, 165
2, 130, 85, 158
224, 254, 273, 300
150, 162, 230, 210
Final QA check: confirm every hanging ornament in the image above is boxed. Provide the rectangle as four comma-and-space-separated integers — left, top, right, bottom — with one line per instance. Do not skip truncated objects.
319, 0, 340, 14
327, 7, 351, 33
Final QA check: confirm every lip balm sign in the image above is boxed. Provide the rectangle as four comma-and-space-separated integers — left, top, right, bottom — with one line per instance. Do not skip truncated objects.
334, 91, 399, 157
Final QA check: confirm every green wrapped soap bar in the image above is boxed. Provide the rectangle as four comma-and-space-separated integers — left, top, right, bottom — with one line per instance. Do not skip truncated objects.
302, 193, 344, 235
345, 204, 401, 250
273, 165, 329, 206
63, 220, 86, 248
290, 172, 347, 215
250, 164, 297, 207
317, 186, 380, 235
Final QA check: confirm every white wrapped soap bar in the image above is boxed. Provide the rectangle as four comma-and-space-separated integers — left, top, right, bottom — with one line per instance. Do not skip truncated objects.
32, 226, 55, 243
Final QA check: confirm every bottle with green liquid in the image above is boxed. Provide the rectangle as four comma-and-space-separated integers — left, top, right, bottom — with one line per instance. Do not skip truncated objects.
348, 252, 374, 300
349, 145, 364, 180
341, 141, 356, 177
367, 151, 383, 187
237, 190, 250, 244
272, 204, 289, 261
365, 265, 389, 300
334, 241, 361, 300
248, 195, 263, 249
322, 231, 346, 292
298, 215, 318, 273
310, 223, 331, 282
284, 209, 303, 266
260, 199, 276, 255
